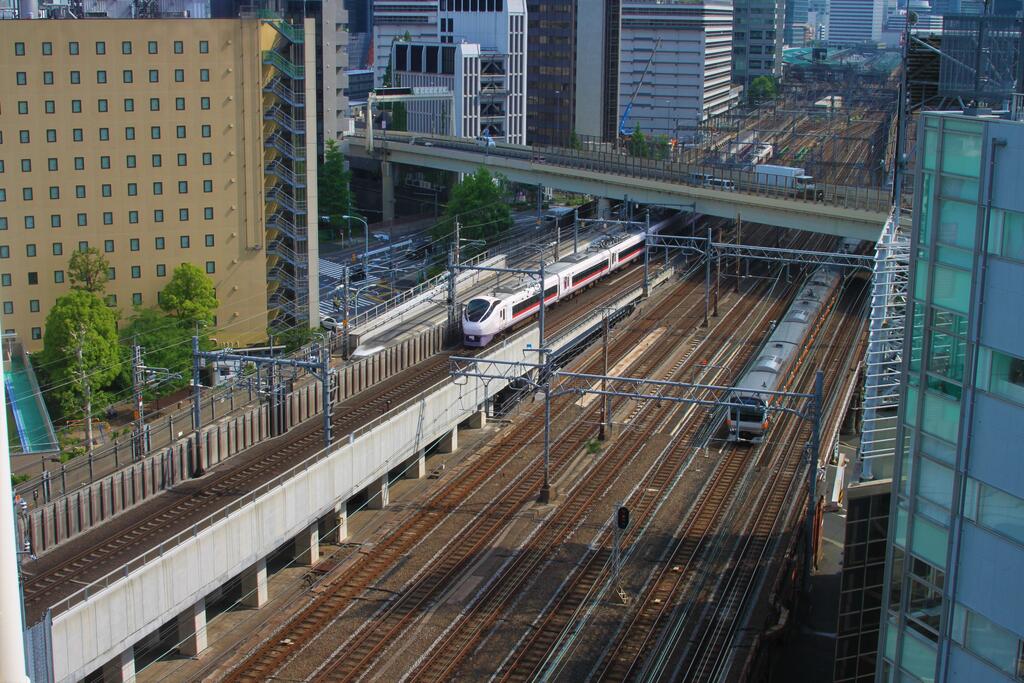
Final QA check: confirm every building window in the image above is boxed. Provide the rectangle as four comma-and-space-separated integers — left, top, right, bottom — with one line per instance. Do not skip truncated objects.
103, 212, 112, 225
154, 210, 164, 223
177, 153, 187, 167
127, 183, 137, 196
44, 101, 54, 114
204, 234, 215, 247
152, 154, 162, 168
126, 155, 136, 169
204, 207, 213, 220
176, 125, 186, 139
98, 99, 108, 112
95, 41, 105, 55
22, 188, 32, 200
0, 219, 5, 230
205, 261, 215, 274
148, 40, 158, 54
44, 71, 55, 85
29, 300, 39, 313
96, 70, 107, 84
179, 208, 189, 221
99, 128, 109, 141
129, 238, 139, 251
0, 247, 8, 258
25, 244, 36, 257
101, 183, 111, 196
72, 100, 82, 113
68, 41, 79, 55
19, 131, 30, 144
74, 157, 84, 170
2, 302, 12, 315
24, 216, 34, 229
148, 69, 158, 83
124, 98, 134, 112
150, 126, 160, 140
16, 72, 26, 86
73, 129, 83, 142
174, 40, 183, 54
178, 181, 188, 194
0, 274, 8, 286
77, 213, 87, 226
155, 237, 165, 250
75, 186, 85, 199
978, 347, 1024, 405
105, 294, 116, 307
129, 211, 138, 224
150, 97, 159, 112
14, 42, 24, 56
54, 270, 64, 283
175, 97, 185, 111
180, 235, 190, 248
199, 40, 208, 53
174, 68, 184, 82
122, 69, 133, 84
202, 152, 212, 165
70, 71, 80, 84
17, 101, 28, 115
21, 159, 31, 172
153, 182, 163, 195
131, 265, 140, 278
201, 124, 211, 138
132, 293, 142, 306
203, 180, 212, 193
31, 328, 41, 341
122, 41, 132, 55
156, 264, 166, 276
50, 215, 60, 228
100, 158, 111, 171
50, 187, 60, 200
52, 243, 62, 256
125, 127, 135, 140
199, 68, 209, 82
46, 130, 56, 143
48, 159, 57, 172
201, 97, 210, 110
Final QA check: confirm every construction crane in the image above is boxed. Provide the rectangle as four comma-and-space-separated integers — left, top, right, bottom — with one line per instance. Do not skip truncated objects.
619, 38, 662, 137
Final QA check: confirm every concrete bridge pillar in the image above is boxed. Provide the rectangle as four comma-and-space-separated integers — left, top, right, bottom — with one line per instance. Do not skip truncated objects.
296, 523, 320, 565
366, 475, 390, 510
437, 427, 458, 454
326, 502, 348, 543
382, 161, 395, 222
403, 451, 426, 480
598, 197, 611, 219
240, 558, 268, 609
465, 409, 486, 430
101, 647, 136, 682
177, 598, 208, 657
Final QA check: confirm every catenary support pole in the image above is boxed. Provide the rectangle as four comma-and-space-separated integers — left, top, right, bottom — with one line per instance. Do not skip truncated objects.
735, 212, 742, 293
703, 224, 712, 327
321, 342, 332, 448
600, 312, 611, 440
643, 212, 651, 298
805, 370, 824, 590
573, 209, 579, 254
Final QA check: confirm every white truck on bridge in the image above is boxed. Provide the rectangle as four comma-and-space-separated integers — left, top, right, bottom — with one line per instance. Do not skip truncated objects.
753, 164, 820, 198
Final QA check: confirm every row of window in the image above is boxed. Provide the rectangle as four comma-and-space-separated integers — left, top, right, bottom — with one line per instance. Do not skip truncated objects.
15, 68, 212, 86
14, 39, 210, 56
2, 261, 216, 295
0, 234, 216, 256
0, 152, 214, 174
0, 179, 215, 196
10, 124, 212, 144
13, 96, 212, 114
0, 206, 218, 228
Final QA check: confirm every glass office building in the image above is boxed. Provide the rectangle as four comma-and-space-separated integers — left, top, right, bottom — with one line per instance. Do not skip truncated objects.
880, 110, 1024, 681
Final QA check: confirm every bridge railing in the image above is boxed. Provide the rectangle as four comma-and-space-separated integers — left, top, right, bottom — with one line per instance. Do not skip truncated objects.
378, 132, 890, 215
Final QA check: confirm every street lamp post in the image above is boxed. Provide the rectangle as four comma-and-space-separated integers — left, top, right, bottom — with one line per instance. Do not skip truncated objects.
342, 214, 370, 260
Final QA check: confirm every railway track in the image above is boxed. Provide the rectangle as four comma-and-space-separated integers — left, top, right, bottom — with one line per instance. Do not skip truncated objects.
592, 272, 869, 682
221, 266, 715, 681
409, 272, 798, 683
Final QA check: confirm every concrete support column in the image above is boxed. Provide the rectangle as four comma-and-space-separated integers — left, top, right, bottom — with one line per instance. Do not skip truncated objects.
101, 646, 136, 683
465, 409, 487, 429
366, 475, 389, 510
177, 598, 208, 657
598, 197, 611, 219
240, 558, 268, 609
403, 451, 426, 480
326, 502, 348, 543
382, 161, 395, 222
296, 523, 320, 566
437, 427, 458, 454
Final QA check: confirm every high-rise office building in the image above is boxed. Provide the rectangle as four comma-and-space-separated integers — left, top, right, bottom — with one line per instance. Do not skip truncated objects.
371, 0, 438, 78
827, 0, 883, 46
526, 0, 576, 147
0, 17, 320, 349
615, 0, 737, 140
879, 110, 1024, 682
732, 0, 784, 88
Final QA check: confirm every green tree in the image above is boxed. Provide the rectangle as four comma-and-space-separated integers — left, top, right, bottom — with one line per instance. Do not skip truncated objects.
160, 263, 218, 327
432, 167, 512, 248
749, 75, 779, 104
569, 130, 582, 151
627, 123, 650, 158
38, 290, 121, 417
121, 308, 194, 396
68, 247, 110, 293
319, 138, 355, 237
652, 134, 671, 160
380, 51, 408, 132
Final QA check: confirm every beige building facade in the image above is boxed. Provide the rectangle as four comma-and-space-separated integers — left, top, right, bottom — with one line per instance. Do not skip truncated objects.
0, 17, 318, 351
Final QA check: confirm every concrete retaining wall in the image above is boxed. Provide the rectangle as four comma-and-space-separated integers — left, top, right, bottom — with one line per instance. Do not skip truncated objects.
49, 327, 538, 682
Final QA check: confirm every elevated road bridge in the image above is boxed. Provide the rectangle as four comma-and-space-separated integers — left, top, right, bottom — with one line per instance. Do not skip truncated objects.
347, 131, 892, 242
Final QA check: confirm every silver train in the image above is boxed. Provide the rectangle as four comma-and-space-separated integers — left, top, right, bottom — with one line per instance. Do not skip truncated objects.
463, 231, 646, 347
725, 238, 860, 442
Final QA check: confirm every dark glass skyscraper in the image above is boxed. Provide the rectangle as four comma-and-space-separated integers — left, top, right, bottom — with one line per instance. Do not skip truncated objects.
526, 0, 577, 146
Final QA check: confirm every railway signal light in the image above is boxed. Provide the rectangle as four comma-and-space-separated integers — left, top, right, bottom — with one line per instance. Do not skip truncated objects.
617, 506, 630, 530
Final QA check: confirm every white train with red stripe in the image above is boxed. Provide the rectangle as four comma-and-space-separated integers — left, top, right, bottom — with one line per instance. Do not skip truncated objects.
463, 231, 646, 347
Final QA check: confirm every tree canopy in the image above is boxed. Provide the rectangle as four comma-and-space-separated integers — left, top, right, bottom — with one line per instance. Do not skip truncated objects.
160, 263, 218, 327
627, 123, 650, 158
38, 290, 121, 416
749, 75, 779, 104
120, 308, 194, 395
68, 247, 110, 293
318, 138, 355, 233
432, 167, 512, 249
